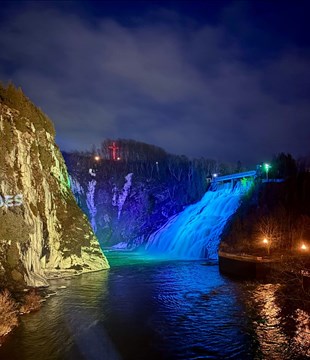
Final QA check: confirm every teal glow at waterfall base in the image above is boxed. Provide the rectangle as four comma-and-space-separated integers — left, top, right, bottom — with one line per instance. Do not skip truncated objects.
146, 180, 253, 260
103, 250, 174, 267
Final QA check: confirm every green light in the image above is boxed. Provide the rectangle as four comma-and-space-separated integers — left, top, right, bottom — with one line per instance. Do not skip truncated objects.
264, 163, 271, 170
263, 163, 271, 180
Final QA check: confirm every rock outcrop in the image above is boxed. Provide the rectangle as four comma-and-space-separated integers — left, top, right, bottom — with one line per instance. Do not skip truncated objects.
0, 84, 109, 288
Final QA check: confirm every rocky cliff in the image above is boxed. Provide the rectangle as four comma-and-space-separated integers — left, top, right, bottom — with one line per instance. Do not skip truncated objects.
64, 148, 213, 249
0, 84, 109, 289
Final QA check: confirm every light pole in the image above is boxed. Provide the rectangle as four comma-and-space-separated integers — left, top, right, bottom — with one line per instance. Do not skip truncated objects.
263, 238, 270, 256
264, 163, 271, 181
92, 155, 101, 173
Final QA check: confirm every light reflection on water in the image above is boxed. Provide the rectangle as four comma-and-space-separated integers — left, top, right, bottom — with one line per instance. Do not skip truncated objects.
294, 309, 310, 357
244, 284, 289, 359
242, 283, 310, 360
0, 252, 309, 360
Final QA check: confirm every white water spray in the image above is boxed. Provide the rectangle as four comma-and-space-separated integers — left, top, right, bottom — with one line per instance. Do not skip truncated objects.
146, 180, 253, 259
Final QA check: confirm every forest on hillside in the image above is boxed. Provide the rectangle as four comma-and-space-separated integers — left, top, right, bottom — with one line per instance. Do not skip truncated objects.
64, 138, 246, 205
222, 153, 310, 255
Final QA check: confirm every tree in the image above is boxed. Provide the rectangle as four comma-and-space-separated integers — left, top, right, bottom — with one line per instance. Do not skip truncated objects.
0, 289, 18, 337
235, 160, 242, 173
271, 153, 297, 179
257, 213, 282, 254
291, 215, 310, 251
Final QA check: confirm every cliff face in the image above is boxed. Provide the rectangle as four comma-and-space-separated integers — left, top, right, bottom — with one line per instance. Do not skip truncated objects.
69, 168, 169, 248
64, 151, 210, 249
0, 92, 109, 288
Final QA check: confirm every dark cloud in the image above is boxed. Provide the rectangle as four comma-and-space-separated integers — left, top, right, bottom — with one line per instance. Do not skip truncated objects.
0, 1, 309, 165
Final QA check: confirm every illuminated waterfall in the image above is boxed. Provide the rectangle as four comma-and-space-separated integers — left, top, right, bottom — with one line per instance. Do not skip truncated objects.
146, 180, 253, 259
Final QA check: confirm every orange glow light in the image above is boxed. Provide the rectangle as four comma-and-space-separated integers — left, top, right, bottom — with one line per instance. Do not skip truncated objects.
301, 243, 308, 251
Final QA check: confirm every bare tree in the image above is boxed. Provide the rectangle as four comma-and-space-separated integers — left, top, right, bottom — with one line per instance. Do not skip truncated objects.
291, 215, 310, 251
257, 214, 282, 254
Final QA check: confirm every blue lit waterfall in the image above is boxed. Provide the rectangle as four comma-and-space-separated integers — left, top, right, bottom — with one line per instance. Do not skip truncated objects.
146, 180, 253, 259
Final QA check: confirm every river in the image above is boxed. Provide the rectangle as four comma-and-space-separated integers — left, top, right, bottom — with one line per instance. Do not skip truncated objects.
0, 252, 309, 359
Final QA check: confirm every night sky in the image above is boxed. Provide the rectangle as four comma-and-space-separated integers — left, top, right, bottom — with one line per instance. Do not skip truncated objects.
1, 0, 309, 165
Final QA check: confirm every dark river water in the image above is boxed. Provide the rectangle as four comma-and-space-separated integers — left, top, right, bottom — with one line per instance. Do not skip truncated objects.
0, 252, 309, 360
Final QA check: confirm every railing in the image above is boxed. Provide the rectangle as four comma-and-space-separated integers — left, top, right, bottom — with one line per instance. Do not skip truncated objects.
213, 170, 257, 183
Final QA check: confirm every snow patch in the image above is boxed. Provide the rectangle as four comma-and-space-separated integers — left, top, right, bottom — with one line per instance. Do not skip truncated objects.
117, 173, 133, 220
111, 242, 128, 250
70, 176, 84, 195
89, 168, 96, 177
86, 180, 97, 232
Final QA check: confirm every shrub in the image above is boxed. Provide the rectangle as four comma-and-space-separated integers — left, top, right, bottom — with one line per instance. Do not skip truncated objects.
19, 290, 41, 314
0, 289, 18, 337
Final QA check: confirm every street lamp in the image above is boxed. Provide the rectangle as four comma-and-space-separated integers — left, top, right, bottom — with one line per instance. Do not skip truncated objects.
300, 243, 308, 251
264, 163, 271, 181
94, 155, 100, 161
263, 238, 270, 255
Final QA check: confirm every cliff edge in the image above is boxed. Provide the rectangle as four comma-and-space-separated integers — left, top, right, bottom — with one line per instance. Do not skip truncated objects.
0, 84, 109, 288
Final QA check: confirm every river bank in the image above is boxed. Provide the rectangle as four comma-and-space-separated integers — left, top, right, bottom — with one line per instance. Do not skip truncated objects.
219, 250, 310, 294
